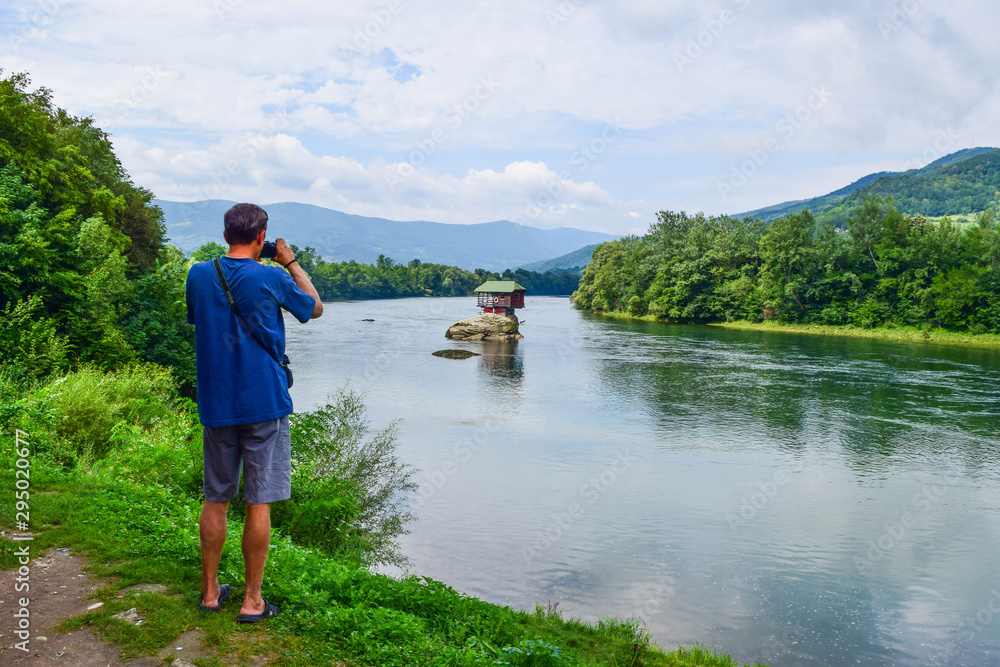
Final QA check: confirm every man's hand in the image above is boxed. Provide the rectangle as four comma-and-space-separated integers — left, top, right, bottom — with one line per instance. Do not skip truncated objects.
274, 237, 323, 318
274, 238, 295, 267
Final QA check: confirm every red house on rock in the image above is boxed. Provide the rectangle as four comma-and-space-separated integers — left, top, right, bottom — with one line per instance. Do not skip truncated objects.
474, 280, 526, 316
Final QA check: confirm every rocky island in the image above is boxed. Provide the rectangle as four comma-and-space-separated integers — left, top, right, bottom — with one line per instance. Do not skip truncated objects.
445, 312, 523, 341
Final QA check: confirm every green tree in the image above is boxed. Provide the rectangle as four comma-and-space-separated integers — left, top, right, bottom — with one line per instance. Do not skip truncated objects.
190, 241, 227, 262
0, 71, 192, 384
759, 210, 820, 317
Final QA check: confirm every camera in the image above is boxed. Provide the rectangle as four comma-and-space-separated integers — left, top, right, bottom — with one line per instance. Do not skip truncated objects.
260, 240, 277, 260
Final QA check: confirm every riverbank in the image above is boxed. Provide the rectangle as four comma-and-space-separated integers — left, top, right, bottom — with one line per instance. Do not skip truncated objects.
0, 364, 760, 667
587, 310, 1000, 347
712, 320, 1000, 346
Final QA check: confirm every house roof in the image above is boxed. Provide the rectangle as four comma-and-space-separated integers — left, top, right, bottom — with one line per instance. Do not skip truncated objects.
474, 280, 527, 293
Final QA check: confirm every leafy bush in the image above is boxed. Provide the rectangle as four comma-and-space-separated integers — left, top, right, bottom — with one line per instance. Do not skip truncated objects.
25, 363, 178, 464
0, 295, 69, 382
496, 639, 578, 666
93, 416, 203, 497
627, 295, 645, 315
121, 245, 197, 393
189, 241, 227, 262
288, 386, 417, 567
849, 297, 891, 329
269, 473, 369, 563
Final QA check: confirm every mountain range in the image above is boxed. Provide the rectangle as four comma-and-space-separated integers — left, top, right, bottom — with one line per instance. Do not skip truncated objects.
158, 148, 1000, 276
733, 147, 1000, 223
157, 200, 618, 271
519, 244, 600, 274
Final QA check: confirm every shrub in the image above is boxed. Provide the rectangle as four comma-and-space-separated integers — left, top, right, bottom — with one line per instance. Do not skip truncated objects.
26, 363, 178, 464
288, 386, 417, 567
849, 297, 890, 329
819, 304, 850, 325
93, 412, 203, 497
0, 295, 69, 382
269, 473, 370, 563
626, 295, 645, 315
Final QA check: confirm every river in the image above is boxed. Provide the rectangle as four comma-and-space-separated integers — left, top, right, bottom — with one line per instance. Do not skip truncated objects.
285, 295, 1000, 666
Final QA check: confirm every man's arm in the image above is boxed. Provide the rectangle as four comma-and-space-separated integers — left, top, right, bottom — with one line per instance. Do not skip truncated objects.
275, 239, 323, 319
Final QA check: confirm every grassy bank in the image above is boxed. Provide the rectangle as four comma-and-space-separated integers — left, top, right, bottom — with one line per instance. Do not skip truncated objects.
709, 320, 1000, 347
586, 310, 1000, 347
0, 365, 763, 666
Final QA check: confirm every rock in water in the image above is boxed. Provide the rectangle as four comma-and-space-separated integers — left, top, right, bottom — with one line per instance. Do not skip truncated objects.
446, 313, 523, 341
432, 349, 481, 359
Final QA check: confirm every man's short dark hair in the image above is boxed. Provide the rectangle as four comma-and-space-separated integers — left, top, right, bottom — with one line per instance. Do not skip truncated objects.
224, 203, 268, 245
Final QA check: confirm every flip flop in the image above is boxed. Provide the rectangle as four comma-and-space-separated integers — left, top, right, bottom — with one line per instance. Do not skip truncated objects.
236, 598, 280, 623
198, 583, 232, 612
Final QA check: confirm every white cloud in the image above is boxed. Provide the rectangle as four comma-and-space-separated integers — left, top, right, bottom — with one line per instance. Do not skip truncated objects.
114, 133, 649, 233
1, 0, 997, 232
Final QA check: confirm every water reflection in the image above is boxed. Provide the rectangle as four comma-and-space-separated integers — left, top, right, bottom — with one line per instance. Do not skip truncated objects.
477, 340, 523, 385
589, 320, 1000, 475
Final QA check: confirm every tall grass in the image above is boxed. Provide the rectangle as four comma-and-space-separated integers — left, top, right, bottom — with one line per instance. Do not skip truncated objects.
24, 363, 179, 464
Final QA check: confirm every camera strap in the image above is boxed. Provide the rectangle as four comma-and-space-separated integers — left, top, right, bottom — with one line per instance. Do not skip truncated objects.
212, 258, 291, 378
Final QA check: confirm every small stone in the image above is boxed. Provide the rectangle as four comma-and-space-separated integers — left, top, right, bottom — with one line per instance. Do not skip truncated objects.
432, 349, 480, 359
36, 636, 47, 641
113, 607, 144, 623
86, 602, 104, 610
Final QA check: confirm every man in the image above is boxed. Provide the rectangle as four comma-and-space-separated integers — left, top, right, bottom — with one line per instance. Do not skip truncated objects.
185, 203, 323, 622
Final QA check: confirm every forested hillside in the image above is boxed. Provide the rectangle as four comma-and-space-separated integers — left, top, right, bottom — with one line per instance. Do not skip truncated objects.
735, 147, 1000, 224
518, 243, 598, 275
0, 72, 196, 387
735, 171, 894, 222
573, 199, 1000, 332
820, 149, 1000, 225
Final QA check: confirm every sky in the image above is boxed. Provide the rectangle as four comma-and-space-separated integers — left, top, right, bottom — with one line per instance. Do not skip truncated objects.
1, 0, 997, 235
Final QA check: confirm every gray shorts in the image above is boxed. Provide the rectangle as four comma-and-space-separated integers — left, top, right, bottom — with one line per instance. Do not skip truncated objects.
203, 416, 291, 505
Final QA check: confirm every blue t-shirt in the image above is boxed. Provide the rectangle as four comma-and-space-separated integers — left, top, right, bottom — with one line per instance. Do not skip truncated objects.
185, 257, 316, 427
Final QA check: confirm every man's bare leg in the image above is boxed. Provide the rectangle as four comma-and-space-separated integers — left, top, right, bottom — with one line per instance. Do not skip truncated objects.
200, 500, 229, 608
240, 503, 271, 616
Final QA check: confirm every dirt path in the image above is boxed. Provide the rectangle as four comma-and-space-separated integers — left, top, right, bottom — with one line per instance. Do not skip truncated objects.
0, 545, 162, 666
